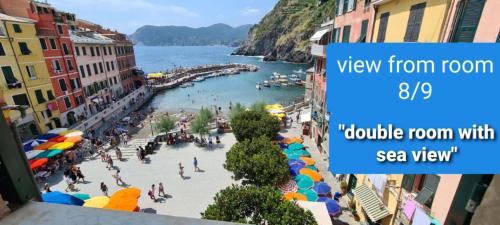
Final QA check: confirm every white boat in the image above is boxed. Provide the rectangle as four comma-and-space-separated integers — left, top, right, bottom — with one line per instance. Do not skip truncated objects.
290, 77, 301, 82
180, 82, 194, 88
193, 77, 205, 82
256, 83, 262, 90
263, 80, 271, 87
281, 83, 288, 87
279, 75, 288, 79
273, 72, 280, 77
293, 69, 305, 74
290, 74, 299, 78
273, 82, 281, 87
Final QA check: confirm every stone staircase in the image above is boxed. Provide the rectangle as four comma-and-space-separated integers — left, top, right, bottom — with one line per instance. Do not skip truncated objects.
115, 139, 149, 159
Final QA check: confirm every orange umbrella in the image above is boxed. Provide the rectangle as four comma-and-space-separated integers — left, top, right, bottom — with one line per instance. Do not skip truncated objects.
104, 188, 141, 212
33, 141, 57, 150
284, 137, 304, 145
110, 187, 141, 199
29, 158, 48, 170
283, 192, 307, 201
49, 136, 66, 142
65, 136, 83, 143
299, 168, 323, 182
299, 157, 315, 166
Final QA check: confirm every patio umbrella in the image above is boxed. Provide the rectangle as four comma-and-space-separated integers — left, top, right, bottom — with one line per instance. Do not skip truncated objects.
29, 158, 48, 170
34, 150, 63, 159
104, 188, 141, 212
73, 193, 91, 201
36, 133, 59, 141
288, 159, 306, 167
278, 143, 288, 149
84, 196, 110, 208
283, 192, 307, 201
289, 163, 304, 176
33, 141, 57, 150
49, 136, 66, 143
284, 137, 303, 145
299, 157, 315, 166
286, 153, 301, 160
319, 198, 341, 216
295, 175, 314, 190
294, 150, 311, 157
64, 130, 84, 138
25, 150, 44, 160
49, 142, 75, 150
275, 135, 285, 141
47, 128, 68, 134
299, 168, 323, 182
23, 140, 40, 151
288, 143, 304, 151
306, 165, 319, 171
278, 180, 298, 193
110, 187, 141, 199
42, 191, 84, 206
298, 189, 319, 201
313, 182, 332, 195
65, 136, 83, 143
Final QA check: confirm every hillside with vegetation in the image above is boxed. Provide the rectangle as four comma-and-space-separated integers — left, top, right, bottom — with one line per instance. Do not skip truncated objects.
233, 0, 335, 63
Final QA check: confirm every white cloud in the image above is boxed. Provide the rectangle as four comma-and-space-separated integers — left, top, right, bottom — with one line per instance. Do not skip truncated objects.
241, 6, 260, 16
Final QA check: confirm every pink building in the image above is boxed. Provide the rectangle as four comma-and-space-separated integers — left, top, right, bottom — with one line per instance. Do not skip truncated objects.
70, 30, 121, 115
441, 0, 499, 42
334, 0, 375, 43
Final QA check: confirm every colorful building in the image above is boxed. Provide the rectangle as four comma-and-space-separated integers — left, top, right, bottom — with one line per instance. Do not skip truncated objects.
0, 13, 59, 136
334, 0, 375, 43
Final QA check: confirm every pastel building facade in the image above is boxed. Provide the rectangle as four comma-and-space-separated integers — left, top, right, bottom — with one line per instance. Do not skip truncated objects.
334, 0, 376, 43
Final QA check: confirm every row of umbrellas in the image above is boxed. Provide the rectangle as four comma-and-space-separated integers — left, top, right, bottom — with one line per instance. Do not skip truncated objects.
42, 188, 141, 212
278, 136, 341, 216
23, 128, 84, 170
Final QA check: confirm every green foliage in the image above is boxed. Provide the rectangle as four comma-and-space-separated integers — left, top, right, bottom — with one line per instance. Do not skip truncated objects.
190, 107, 214, 138
225, 136, 290, 186
199, 107, 214, 123
249, 102, 267, 114
230, 110, 280, 142
155, 116, 176, 134
229, 102, 246, 121
202, 185, 317, 225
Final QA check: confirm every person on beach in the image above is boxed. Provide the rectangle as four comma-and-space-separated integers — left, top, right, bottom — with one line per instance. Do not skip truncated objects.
113, 170, 125, 185
296, 112, 300, 124
100, 182, 108, 196
44, 183, 51, 193
208, 136, 213, 149
179, 163, 184, 179
76, 167, 85, 183
106, 155, 114, 170
149, 184, 157, 202
115, 147, 122, 161
158, 182, 166, 197
215, 135, 220, 146
65, 176, 75, 192
193, 157, 199, 172
136, 148, 141, 160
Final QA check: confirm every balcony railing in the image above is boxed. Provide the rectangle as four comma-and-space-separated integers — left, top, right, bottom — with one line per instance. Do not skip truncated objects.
311, 44, 326, 57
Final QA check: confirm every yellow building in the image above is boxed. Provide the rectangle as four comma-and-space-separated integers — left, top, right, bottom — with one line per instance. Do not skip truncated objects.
371, 0, 451, 42
0, 13, 59, 137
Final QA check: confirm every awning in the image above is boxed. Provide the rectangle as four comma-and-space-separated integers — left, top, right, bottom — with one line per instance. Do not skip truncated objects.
91, 98, 103, 104
353, 184, 391, 222
300, 113, 311, 123
310, 28, 331, 41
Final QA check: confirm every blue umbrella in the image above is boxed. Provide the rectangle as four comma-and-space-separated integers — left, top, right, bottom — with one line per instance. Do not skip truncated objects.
317, 197, 331, 202
23, 140, 40, 152
42, 191, 84, 206
37, 133, 59, 141
313, 182, 332, 195
289, 163, 304, 176
279, 143, 288, 149
321, 199, 341, 216
276, 135, 285, 141
288, 159, 306, 167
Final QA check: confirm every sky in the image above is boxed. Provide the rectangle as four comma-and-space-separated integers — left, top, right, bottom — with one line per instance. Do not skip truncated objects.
48, 0, 279, 34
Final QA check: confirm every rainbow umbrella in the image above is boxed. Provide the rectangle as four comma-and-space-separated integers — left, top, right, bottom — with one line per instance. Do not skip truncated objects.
47, 128, 68, 134
29, 158, 48, 170
73, 193, 91, 201
25, 150, 44, 160
104, 188, 141, 212
84, 196, 110, 208
58, 129, 78, 136
49, 142, 74, 150
298, 189, 319, 201
278, 180, 298, 193
34, 150, 63, 159
295, 175, 314, 190
65, 136, 83, 143
64, 131, 83, 137
36, 133, 59, 141
49, 136, 66, 143
283, 192, 307, 201
23, 140, 41, 151
33, 141, 57, 150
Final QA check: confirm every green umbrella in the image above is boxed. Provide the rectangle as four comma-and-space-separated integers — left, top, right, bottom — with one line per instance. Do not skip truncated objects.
295, 175, 314, 190
306, 165, 319, 171
73, 193, 91, 201
294, 150, 311, 157
34, 150, 63, 159
286, 153, 301, 160
288, 143, 304, 151
283, 149, 296, 155
298, 189, 319, 201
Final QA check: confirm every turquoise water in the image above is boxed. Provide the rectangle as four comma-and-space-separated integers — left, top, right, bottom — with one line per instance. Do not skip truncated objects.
135, 46, 309, 112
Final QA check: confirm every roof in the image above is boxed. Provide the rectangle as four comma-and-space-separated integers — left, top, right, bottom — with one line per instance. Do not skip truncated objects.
353, 184, 391, 222
310, 28, 332, 41
70, 30, 114, 45
0, 13, 36, 24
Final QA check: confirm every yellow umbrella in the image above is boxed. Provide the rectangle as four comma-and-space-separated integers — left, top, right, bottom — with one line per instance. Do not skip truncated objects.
299, 157, 315, 166
265, 104, 284, 110
283, 192, 307, 201
64, 131, 83, 138
83, 196, 110, 208
59, 129, 80, 136
65, 136, 83, 143
49, 142, 75, 150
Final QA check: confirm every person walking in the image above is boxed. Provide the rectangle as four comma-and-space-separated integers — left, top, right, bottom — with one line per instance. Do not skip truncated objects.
113, 170, 125, 185
149, 184, 157, 202
193, 157, 199, 172
178, 163, 184, 179
76, 167, 85, 183
115, 147, 122, 161
106, 155, 114, 170
100, 182, 108, 196
158, 182, 166, 197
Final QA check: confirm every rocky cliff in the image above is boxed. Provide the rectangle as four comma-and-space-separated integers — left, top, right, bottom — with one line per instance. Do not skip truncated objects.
233, 0, 335, 63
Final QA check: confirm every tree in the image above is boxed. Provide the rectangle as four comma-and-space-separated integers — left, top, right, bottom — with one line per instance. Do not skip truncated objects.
229, 102, 246, 121
155, 116, 176, 134
225, 136, 290, 186
202, 185, 317, 225
190, 107, 214, 138
199, 107, 214, 122
249, 102, 267, 114
231, 110, 280, 142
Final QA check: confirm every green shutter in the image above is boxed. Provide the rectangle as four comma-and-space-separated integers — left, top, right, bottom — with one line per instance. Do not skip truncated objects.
19, 42, 31, 55
2, 66, 18, 84
342, 26, 351, 43
64, 97, 71, 108
0, 42, 5, 56
451, 0, 486, 42
402, 174, 415, 191
13, 24, 22, 33
358, 20, 369, 42
377, 12, 390, 43
35, 90, 46, 103
404, 3, 426, 42
12, 94, 30, 106
47, 90, 55, 100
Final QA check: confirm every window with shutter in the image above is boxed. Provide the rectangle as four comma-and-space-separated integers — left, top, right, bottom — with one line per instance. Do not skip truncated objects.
26, 65, 36, 79
79, 65, 85, 78
451, 0, 486, 42
377, 12, 390, 43
64, 97, 71, 108
13, 94, 30, 106
59, 79, 67, 92
47, 90, 55, 100
342, 26, 351, 43
1, 66, 17, 84
13, 24, 22, 33
75, 46, 80, 56
35, 89, 46, 103
86, 64, 92, 76
62, 44, 69, 55
39, 38, 47, 50
49, 39, 57, 49
343, 0, 349, 14
402, 174, 415, 192
358, 20, 368, 42
19, 42, 31, 55
415, 175, 440, 207
404, 3, 426, 42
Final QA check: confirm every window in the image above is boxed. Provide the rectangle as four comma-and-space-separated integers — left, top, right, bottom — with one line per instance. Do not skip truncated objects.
39, 38, 47, 50
96, 47, 100, 56
66, 59, 74, 71
35, 89, 46, 103
79, 65, 85, 78
109, 78, 112, 86
13, 24, 22, 33
113, 76, 117, 84
450, 0, 487, 42
106, 62, 110, 71
497, 31, 500, 43
364, 0, 371, 9
103, 47, 107, 55
49, 38, 57, 49
82, 46, 87, 55
93, 63, 98, 74
111, 61, 115, 70
86, 64, 92, 76
1, 66, 17, 84
58, 79, 67, 92
342, 25, 351, 43
90, 47, 95, 56
404, 2, 426, 42
64, 97, 71, 108
0, 43, 4, 56
75, 46, 80, 56
402, 174, 416, 192
57, 25, 63, 35
377, 12, 390, 43
19, 42, 31, 55
47, 90, 55, 100
358, 20, 369, 42
347, 174, 357, 196
69, 79, 76, 90
52, 60, 61, 72
332, 28, 340, 43
13, 94, 30, 106
347, 0, 356, 12
108, 46, 112, 55
343, 0, 349, 14
99, 62, 104, 73
415, 175, 440, 208
26, 65, 37, 79
62, 43, 69, 55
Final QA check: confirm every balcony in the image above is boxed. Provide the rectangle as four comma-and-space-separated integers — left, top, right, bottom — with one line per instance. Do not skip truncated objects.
311, 44, 326, 57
